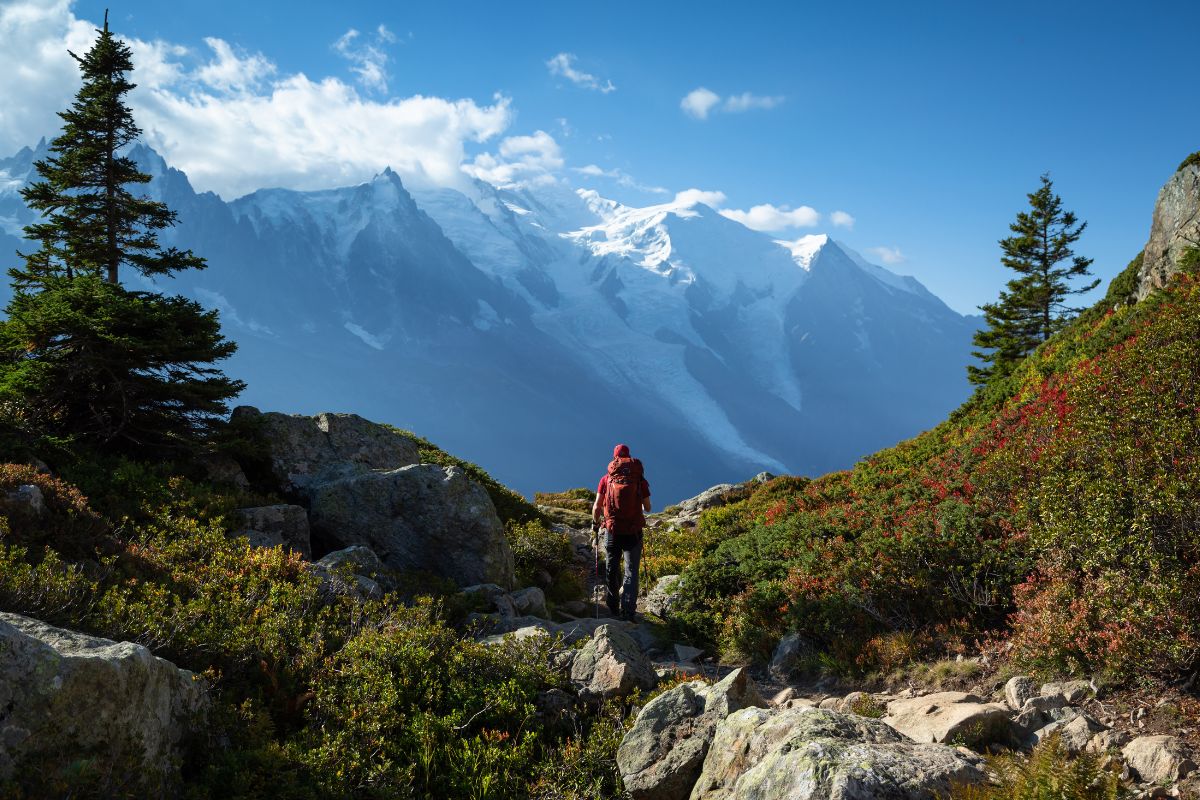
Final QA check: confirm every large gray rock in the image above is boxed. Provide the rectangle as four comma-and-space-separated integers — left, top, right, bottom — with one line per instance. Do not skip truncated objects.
0, 612, 206, 784
1136, 158, 1200, 301
235, 406, 419, 492
1122, 735, 1197, 784
234, 504, 312, 559
691, 706, 987, 800
883, 692, 1016, 750
569, 624, 658, 700
618, 668, 766, 800
643, 574, 683, 619
4, 484, 46, 516
308, 463, 514, 588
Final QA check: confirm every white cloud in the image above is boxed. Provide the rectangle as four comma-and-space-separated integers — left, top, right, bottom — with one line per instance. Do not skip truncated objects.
572, 164, 667, 195
333, 26, 395, 93
464, 129, 563, 186
0, 3, 519, 198
722, 92, 784, 113
195, 38, 274, 94
0, 0, 95, 153
546, 52, 615, 93
719, 203, 819, 232
830, 210, 855, 229
680, 87, 721, 120
674, 188, 727, 208
681, 87, 784, 120
867, 246, 906, 264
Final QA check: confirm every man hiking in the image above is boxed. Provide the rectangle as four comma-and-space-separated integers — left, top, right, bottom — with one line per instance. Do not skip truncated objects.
591, 443, 651, 621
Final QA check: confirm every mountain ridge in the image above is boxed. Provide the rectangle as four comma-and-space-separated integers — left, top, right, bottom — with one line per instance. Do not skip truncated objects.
0, 141, 979, 502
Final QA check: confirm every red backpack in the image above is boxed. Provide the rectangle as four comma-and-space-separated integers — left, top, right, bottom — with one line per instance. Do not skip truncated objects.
605, 457, 644, 534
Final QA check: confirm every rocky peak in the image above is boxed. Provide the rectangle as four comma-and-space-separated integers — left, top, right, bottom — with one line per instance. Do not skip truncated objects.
1136, 154, 1200, 301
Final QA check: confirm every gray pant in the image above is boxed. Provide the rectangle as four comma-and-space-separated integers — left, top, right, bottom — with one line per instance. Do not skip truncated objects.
604, 530, 642, 616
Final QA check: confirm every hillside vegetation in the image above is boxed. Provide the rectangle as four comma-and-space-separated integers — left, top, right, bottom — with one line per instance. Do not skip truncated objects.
650, 247, 1200, 683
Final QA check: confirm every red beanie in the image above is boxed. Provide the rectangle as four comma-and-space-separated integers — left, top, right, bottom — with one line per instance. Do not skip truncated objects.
613, 443, 630, 458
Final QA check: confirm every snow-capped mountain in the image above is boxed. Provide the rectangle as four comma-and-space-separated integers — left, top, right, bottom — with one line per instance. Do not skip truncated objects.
0, 142, 979, 501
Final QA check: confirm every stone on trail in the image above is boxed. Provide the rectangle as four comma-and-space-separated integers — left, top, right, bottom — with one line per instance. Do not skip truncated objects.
1122, 735, 1198, 785
510, 586, 547, 618
1040, 679, 1093, 704
643, 574, 682, 619
691, 706, 987, 800
569, 624, 658, 700
617, 667, 765, 800
0, 612, 207, 784
883, 691, 1016, 750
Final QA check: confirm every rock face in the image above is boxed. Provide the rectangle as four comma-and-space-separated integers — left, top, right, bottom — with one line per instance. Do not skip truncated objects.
237, 406, 420, 492
617, 668, 765, 800
883, 692, 1015, 750
1123, 735, 1197, 784
669, 482, 751, 526
307, 463, 514, 588
1136, 158, 1200, 301
568, 624, 658, 700
691, 706, 986, 800
234, 504, 312, 559
0, 612, 206, 784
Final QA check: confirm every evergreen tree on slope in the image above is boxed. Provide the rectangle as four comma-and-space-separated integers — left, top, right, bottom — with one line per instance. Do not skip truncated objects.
0, 14, 243, 451
969, 174, 1098, 386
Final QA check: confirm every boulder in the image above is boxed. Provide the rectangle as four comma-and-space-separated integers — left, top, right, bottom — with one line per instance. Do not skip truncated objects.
1122, 735, 1197, 785
307, 463, 514, 588
1040, 679, 1093, 704
462, 583, 518, 616
235, 407, 419, 493
0, 612, 206, 785
4, 484, 45, 516
1087, 729, 1132, 754
1136, 157, 1200, 301
569, 624, 658, 700
617, 668, 765, 800
312, 544, 393, 599
510, 586, 547, 618
883, 691, 1016, 750
1004, 675, 1037, 711
1030, 713, 1105, 754
234, 504, 312, 559
691, 706, 987, 800
643, 574, 682, 619
671, 483, 750, 525
674, 644, 703, 663
197, 453, 250, 489
1012, 694, 1074, 736
769, 631, 813, 682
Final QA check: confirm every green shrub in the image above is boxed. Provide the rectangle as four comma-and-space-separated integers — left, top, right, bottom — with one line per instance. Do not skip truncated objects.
951, 733, 1124, 799
506, 519, 578, 599
534, 488, 595, 513
0, 463, 108, 558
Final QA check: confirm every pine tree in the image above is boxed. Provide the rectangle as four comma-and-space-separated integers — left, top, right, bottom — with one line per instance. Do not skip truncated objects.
968, 174, 1098, 386
0, 14, 243, 452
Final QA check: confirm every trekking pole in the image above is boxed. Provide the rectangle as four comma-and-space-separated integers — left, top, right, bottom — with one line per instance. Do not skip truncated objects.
591, 523, 601, 620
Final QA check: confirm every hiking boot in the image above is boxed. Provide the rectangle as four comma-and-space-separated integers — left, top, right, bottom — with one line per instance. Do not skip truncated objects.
606, 602, 621, 618
621, 609, 638, 623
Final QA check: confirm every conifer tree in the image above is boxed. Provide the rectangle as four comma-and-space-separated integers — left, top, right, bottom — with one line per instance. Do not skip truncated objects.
969, 174, 1098, 386
0, 14, 243, 451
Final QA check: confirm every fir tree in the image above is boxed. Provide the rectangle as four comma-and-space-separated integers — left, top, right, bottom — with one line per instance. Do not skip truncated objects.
969, 174, 1098, 386
0, 14, 243, 451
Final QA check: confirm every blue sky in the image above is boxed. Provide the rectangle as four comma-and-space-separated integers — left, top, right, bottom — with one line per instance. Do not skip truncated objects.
3, 0, 1198, 313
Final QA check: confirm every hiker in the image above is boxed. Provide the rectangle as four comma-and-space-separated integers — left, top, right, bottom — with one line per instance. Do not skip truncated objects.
591, 443, 651, 621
